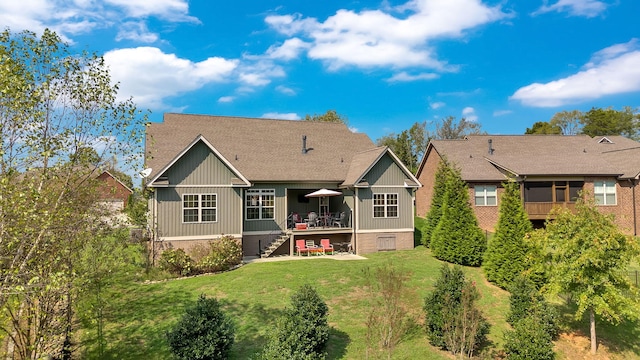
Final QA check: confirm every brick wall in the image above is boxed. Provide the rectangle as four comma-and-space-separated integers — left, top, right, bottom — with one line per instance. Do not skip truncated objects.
355, 231, 414, 254
416, 149, 442, 218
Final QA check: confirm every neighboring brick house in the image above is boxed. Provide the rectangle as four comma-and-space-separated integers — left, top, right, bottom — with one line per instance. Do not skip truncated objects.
416, 135, 640, 236
96, 170, 133, 210
145, 113, 421, 257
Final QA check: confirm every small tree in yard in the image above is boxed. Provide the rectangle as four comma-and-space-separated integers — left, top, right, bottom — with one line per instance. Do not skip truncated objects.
430, 164, 486, 266
166, 294, 235, 360
260, 284, 329, 360
422, 157, 454, 247
545, 196, 640, 354
424, 264, 489, 357
504, 316, 555, 360
483, 181, 533, 289
508, 276, 559, 340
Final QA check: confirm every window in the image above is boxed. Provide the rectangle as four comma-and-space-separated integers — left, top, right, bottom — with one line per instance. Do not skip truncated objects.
246, 189, 275, 220
182, 194, 217, 223
373, 193, 398, 218
474, 185, 497, 206
594, 180, 616, 205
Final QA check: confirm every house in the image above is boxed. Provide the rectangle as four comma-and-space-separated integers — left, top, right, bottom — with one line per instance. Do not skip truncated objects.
96, 170, 133, 210
145, 113, 421, 257
416, 135, 640, 236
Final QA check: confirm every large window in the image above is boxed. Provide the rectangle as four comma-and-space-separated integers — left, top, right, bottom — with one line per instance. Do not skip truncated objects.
182, 194, 217, 223
474, 185, 497, 206
594, 180, 616, 205
373, 193, 398, 218
246, 189, 275, 220
524, 181, 583, 203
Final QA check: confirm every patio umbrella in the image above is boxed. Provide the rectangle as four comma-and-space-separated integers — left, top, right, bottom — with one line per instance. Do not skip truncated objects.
305, 188, 342, 225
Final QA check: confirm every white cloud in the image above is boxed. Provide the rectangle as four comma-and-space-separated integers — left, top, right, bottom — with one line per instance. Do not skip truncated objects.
266, 38, 311, 60
276, 85, 296, 96
218, 96, 235, 103
104, 47, 238, 109
266, 0, 509, 70
105, 0, 199, 22
493, 110, 512, 117
238, 61, 286, 86
532, 0, 608, 18
387, 71, 439, 82
116, 21, 159, 43
261, 112, 301, 120
511, 39, 640, 107
462, 106, 478, 122
430, 101, 446, 109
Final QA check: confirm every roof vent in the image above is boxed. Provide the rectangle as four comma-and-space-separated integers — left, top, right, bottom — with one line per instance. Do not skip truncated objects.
598, 136, 613, 144
488, 139, 494, 155
302, 135, 307, 154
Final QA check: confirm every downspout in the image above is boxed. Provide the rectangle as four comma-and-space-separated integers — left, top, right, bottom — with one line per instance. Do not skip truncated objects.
631, 179, 637, 236
354, 187, 359, 254
152, 189, 158, 266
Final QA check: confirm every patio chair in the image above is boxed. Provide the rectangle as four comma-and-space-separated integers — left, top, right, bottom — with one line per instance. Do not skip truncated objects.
332, 211, 346, 227
320, 239, 334, 255
305, 240, 321, 255
295, 239, 310, 256
305, 211, 319, 228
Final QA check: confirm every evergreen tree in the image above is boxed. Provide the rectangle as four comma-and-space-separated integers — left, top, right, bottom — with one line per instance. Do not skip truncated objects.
483, 181, 533, 289
422, 157, 453, 246
431, 164, 486, 266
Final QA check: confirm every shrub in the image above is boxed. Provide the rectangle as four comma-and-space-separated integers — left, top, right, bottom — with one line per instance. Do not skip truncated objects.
504, 316, 555, 360
196, 236, 242, 273
424, 264, 489, 357
508, 276, 559, 340
166, 294, 235, 360
159, 248, 194, 276
260, 284, 329, 360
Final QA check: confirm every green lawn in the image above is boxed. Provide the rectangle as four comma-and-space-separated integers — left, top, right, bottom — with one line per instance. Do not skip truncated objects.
77, 247, 640, 359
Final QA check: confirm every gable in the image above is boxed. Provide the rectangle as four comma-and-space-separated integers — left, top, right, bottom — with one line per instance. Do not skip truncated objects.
158, 140, 244, 186
363, 153, 412, 186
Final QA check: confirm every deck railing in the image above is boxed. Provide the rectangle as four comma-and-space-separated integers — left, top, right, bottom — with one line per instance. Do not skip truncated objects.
524, 202, 577, 219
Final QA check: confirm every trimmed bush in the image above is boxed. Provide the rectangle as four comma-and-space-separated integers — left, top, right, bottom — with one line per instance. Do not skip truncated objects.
166, 294, 235, 360
508, 276, 559, 340
483, 181, 533, 289
424, 264, 489, 357
159, 248, 195, 276
197, 236, 242, 273
504, 316, 555, 360
260, 284, 329, 360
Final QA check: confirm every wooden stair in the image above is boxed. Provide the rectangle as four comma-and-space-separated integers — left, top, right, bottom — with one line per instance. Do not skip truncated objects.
261, 233, 290, 258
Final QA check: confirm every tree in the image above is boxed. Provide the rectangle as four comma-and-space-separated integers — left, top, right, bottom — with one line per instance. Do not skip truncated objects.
376, 121, 429, 173
545, 196, 640, 354
304, 109, 348, 125
166, 295, 235, 360
503, 316, 555, 360
581, 106, 639, 140
0, 29, 146, 358
483, 181, 533, 289
421, 157, 454, 246
435, 116, 484, 139
525, 121, 562, 134
261, 284, 330, 359
430, 164, 486, 266
550, 110, 583, 135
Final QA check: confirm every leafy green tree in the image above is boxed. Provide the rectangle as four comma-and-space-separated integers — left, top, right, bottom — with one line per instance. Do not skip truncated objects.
503, 316, 555, 360
0, 28, 146, 358
431, 164, 486, 266
581, 106, 639, 140
545, 197, 640, 354
261, 284, 330, 360
421, 157, 453, 246
435, 116, 484, 139
550, 110, 583, 135
507, 276, 559, 340
525, 121, 562, 134
166, 295, 235, 360
424, 264, 489, 357
304, 109, 348, 125
483, 181, 533, 289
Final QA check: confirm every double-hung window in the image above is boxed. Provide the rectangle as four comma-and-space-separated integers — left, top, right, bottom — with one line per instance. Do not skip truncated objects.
474, 185, 497, 206
183, 194, 217, 223
594, 180, 616, 205
246, 189, 275, 220
373, 193, 398, 218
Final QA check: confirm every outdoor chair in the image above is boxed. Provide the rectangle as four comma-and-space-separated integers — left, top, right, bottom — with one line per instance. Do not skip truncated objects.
333, 211, 346, 227
289, 212, 302, 228
320, 239, 334, 255
295, 239, 310, 256
305, 240, 321, 255
305, 211, 319, 228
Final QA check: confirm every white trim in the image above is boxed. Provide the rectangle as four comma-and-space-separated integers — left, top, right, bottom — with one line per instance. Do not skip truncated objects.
101, 170, 134, 194
356, 228, 414, 234
159, 234, 241, 241
182, 193, 218, 224
368, 184, 416, 188
157, 184, 244, 188
373, 193, 399, 218
147, 135, 251, 187
245, 188, 276, 221
352, 147, 422, 188
594, 180, 617, 206
474, 185, 497, 206
242, 230, 279, 236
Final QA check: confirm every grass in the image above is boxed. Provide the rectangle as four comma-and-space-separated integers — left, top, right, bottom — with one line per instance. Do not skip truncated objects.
76, 247, 640, 359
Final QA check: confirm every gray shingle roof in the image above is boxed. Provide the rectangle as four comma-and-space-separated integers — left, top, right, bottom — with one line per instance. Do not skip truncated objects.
145, 113, 377, 183
426, 135, 640, 181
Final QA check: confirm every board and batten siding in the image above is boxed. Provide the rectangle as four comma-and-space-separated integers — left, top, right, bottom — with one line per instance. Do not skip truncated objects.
163, 141, 239, 186
363, 154, 409, 186
357, 187, 414, 230
156, 187, 243, 238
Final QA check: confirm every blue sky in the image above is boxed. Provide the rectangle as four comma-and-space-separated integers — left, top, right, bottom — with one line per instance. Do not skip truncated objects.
3, 0, 640, 142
